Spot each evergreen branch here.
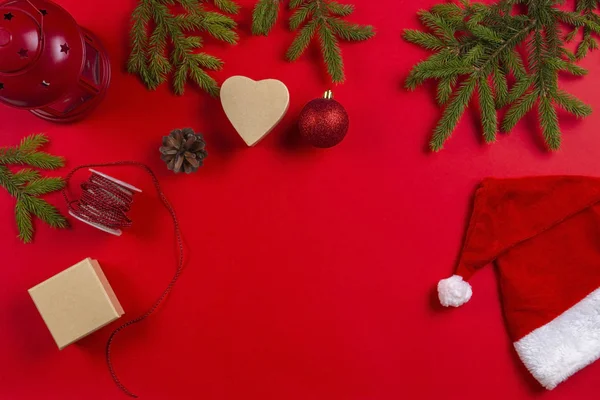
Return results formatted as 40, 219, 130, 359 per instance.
290, 0, 305, 8
554, 89, 592, 118
188, 60, 220, 96
23, 177, 65, 196
501, 49, 527, 78
548, 58, 588, 76
405, 0, 595, 151
0, 135, 67, 243
18, 134, 48, 153
201, 10, 238, 27
208, 0, 240, 14
565, 27, 579, 42
501, 90, 538, 132
328, 18, 375, 41
0, 134, 64, 169
437, 76, 457, 105
21, 196, 68, 230
127, 0, 152, 77
492, 64, 509, 108
15, 202, 33, 243
128, 0, 239, 95
539, 94, 561, 150
467, 21, 503, 44
327, 1, 353, 16
191, 53, 224, 70
431, 77, 477, 151
286, 19, 319, 61
503, 75, 534, 107
318, 22, 344, 83
173, 62, 189, 95
0, 166, 20, 197
202, 22, 239, 43
405, 61, 471, 90
478, 77, 498, 142
476, 22, 534, 76
431, 3, 463, 17
418, 9, 458, 43
13, 169, 40, 185
0, 152, 64, 169
252, 0, 281, 35
253, 0, 375, 83
403, 29, 447, 51
290, 2, 316, 30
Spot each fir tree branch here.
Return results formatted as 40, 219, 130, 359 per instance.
404, 0, 595, 151
502, 90, 538, 132
431, 77, 477, 151
0, 166, 20, 197
253, 0, 375, 83
0, 134, 64, 169
286, 19, 319, 60
15, 201, 33, 244
252, 0, 282, 35
128, 0, 239, 96
492, 64, 509, 108
23, 178, 65, 196
478, 76, 498, 143
18, 134, 48, 153
437, 76, 457, 105
0, 135, 67, 243
13, 169, 40, 185
403, 30, 447, 51
554, 89, 593, 117
539, 94, 561, 150
318, 21, 344, 82
572, 0, 600, 59
208, 0, 241, 14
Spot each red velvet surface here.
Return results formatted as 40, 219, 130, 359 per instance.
454, 176, 600, 340
2, 0, 600, 399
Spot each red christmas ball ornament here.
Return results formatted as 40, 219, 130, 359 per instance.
298, 90, 349, 148
0, 0, 111, 122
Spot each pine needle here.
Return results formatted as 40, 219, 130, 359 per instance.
0, 134, 67, 243
128, 0, 239, 96
404, 0, 595, 151
253, 0, 375, 83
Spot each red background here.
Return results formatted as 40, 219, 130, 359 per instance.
1, 0, 600, 399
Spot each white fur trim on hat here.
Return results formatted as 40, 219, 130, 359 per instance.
438, 275, 472, 307
514, 287, 600, 390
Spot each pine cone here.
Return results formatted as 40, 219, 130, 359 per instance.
160, 128, 208, 174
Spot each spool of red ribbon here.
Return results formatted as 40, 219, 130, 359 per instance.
67, 169, 142, 236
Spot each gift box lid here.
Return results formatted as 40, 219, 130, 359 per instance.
28, 258, 124, 349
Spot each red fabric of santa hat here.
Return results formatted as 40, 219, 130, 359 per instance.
438, 176, 600, 390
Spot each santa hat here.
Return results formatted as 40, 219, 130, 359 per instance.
438, 176, 600, 390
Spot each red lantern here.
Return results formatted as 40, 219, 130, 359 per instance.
0, 0, 110, 122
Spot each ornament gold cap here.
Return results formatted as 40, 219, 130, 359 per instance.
324, 90, 333, 99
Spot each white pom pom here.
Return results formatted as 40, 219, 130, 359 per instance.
438, 275, 472, 307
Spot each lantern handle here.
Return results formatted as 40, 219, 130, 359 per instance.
22, 0, 44, 39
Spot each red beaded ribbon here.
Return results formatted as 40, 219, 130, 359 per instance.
63, 162, 185, 398
67, 172, 135, 231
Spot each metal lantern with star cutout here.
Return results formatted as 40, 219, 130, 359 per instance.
0, 0, 110, 122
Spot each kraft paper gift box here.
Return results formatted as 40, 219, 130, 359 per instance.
28, 258, 124, 349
